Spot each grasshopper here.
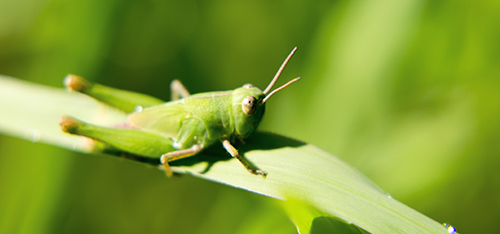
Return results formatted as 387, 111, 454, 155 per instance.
60, 47, 299, 177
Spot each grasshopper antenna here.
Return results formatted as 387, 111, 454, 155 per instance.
263, 47, 297, 95
262, 77, 300, 104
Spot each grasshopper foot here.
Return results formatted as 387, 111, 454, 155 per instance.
160, 155, 174, 177
249, 169, 268, 178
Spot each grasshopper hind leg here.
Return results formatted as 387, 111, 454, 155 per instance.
60, 116, 176, 159
64, 74, 164, 113
60, 116, 202, 177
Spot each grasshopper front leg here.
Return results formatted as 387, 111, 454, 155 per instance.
222, 140, 267, 177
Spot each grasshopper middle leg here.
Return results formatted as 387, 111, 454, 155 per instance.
170, 79, 191, 100
160, 144, 203, 177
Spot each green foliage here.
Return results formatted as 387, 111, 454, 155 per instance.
0, 75, 449, 233
1, 0, 499, 233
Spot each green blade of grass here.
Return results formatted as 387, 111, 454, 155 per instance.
0, 75, 450, 233
172, 132, 448, 233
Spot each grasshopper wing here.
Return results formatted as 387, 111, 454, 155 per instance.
128, 101, 188, 139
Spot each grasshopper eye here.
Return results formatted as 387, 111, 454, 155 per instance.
242, 96, 257, 115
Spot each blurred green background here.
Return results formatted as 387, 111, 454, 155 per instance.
0, 0, 499, 233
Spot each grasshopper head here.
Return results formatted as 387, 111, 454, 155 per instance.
232, 78, 300, 138
232, 47, 300, 138
232, 85, 266, 138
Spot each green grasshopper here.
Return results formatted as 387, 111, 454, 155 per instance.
60, 47, 299, 177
